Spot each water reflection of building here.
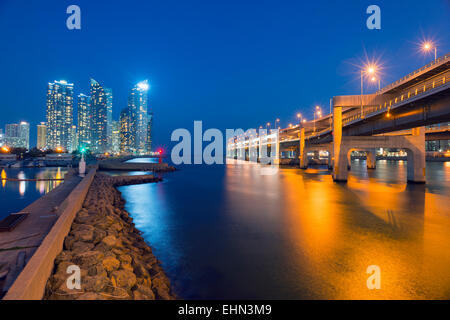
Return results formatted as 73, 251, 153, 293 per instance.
1, 168, 65, 195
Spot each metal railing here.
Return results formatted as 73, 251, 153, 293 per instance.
343, 70, 449, 126
379, 53, 450, 93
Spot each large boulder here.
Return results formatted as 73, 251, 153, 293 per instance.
111, 270, 137, 290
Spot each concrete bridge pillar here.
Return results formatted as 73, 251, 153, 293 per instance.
407, 127, 426, 183
238, 146, 244, 160
258, 136, 263, 160
273, 129, 280, 165
333, 106, 346, 181
299, 127, 306, 169
366, 148, 377, 169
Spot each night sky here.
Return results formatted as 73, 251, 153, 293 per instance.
0, 0, 448, 150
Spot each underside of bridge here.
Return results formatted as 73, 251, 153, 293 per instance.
226, 56, 449, 184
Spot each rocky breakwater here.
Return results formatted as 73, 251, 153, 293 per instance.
99, 159, 176, 172
44, 173, 175, 300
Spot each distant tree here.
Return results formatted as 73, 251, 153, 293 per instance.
10, 147, 28, 159
26, 147, 45, 158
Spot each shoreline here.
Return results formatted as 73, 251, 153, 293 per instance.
44, 173, 176, 300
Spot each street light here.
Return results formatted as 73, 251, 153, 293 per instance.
422, 41, 437, 61
297, 113, 303, 127
371, 76, 381, 91
360, 64, 378, 117
313, 106, 322, 133
275, 118, 280, 130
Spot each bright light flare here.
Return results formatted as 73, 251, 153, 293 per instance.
137, 80, 149, 91
422, 41, 433, 52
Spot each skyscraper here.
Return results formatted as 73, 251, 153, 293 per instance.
19, 122, 30, 150
5, 123, 19, 147
37, 122, 47, 150
69, 125, 77, 153
77, 93, 91, 150
119, 108, 131, 154
46, 80, 74, 151
90, 79, 108, 154
111, 120, 120, 154
0, 129, 4, 147
4, 122, 29, 149
128, 80, 150, 154
105, 87, 113, 152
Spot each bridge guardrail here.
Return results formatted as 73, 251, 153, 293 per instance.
379, 53, 450, 93
343, 70, 449, 126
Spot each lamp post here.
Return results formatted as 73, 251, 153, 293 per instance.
360, 65, 377, 118
297, 113, 303, 128
371, 76, 381, 91
313, 106, 321, 133
423, 41, 437, 61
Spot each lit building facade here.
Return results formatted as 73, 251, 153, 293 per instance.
77, 93, 91, 150
90, 79, 108, 154
111, 120, 120, 154
128, 80, 150, 154
37, 122, 47, 150
5, 123, 19, 147
5, 122, 29, 149
69, 125, 77, 153
46, 80, 74, 151
119, 108, 131, 154
105, 87, 113, 152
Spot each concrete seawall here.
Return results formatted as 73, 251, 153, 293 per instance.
3, 169, 97, 300
98, 160, 175, 172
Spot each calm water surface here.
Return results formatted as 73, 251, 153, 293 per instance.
0, 167, 67, 220
118, 160, 450, 299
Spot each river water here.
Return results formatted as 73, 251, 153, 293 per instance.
0, 167, 67, 221
117, 159, 450, 299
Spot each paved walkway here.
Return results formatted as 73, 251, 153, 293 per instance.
0, 175, 81, 297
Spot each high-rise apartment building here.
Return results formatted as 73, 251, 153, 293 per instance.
90, 79, 108, 154
5, 123, 19, 147
111, 120, 120, 154
46, 80, 74, 151
77, 93, 91, 150
69, 125, 77, 153
5, 122, 29, 149
128, 80, 150, 154
37, 122, 47, 150
119, 108, 131, 154
105, 87, 113, 152
0, 129, 4, 147
19, 122, 30, 150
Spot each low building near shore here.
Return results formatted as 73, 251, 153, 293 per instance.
45, 153, 74, 166
0, 154, 17, 161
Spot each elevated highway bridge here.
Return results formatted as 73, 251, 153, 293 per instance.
227, 53, 450, 183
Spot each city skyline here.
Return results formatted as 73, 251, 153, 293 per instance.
0, 1, 448, 151
0, 77, 153, 154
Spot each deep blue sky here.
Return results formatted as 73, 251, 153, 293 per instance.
0, 0, 448, 150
